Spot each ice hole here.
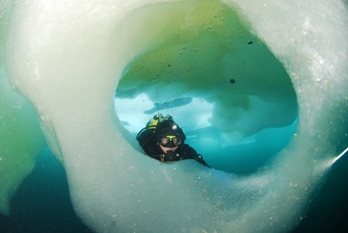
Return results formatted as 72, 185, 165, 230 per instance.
114, 1, 298, 173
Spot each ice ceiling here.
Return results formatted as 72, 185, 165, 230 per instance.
1, 0, 348, 233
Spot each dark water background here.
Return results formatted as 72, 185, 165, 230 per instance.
1, 147, 347, 233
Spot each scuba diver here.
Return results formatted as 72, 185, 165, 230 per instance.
136, 114, 209, 167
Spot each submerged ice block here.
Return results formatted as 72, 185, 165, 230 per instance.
2, 0, 348, 232
0, 1, 45, 215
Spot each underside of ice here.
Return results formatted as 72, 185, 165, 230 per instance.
1, 0, 348, 232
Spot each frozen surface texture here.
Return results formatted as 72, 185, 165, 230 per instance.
0, 1, 45, 215
1, 0, 348, 232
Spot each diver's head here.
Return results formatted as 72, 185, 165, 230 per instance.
158, 133, 181, 153
155, 119, 185, 153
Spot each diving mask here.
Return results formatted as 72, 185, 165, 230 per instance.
159, 134, 182, 148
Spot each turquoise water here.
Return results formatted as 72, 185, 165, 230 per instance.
0, 148, 90, 233
1, 147, 347, 233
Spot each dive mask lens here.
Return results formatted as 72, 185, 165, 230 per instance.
159, 135, 181, 147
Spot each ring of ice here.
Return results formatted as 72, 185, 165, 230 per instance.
1, 0, 348, 233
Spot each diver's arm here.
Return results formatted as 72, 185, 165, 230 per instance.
183, 145, 210, 167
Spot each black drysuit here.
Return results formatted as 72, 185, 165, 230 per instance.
137, 127, 209, 167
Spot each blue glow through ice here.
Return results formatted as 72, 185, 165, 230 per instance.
115, 94, 298, 173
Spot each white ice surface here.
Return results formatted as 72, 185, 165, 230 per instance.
4, 0, 348, 232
